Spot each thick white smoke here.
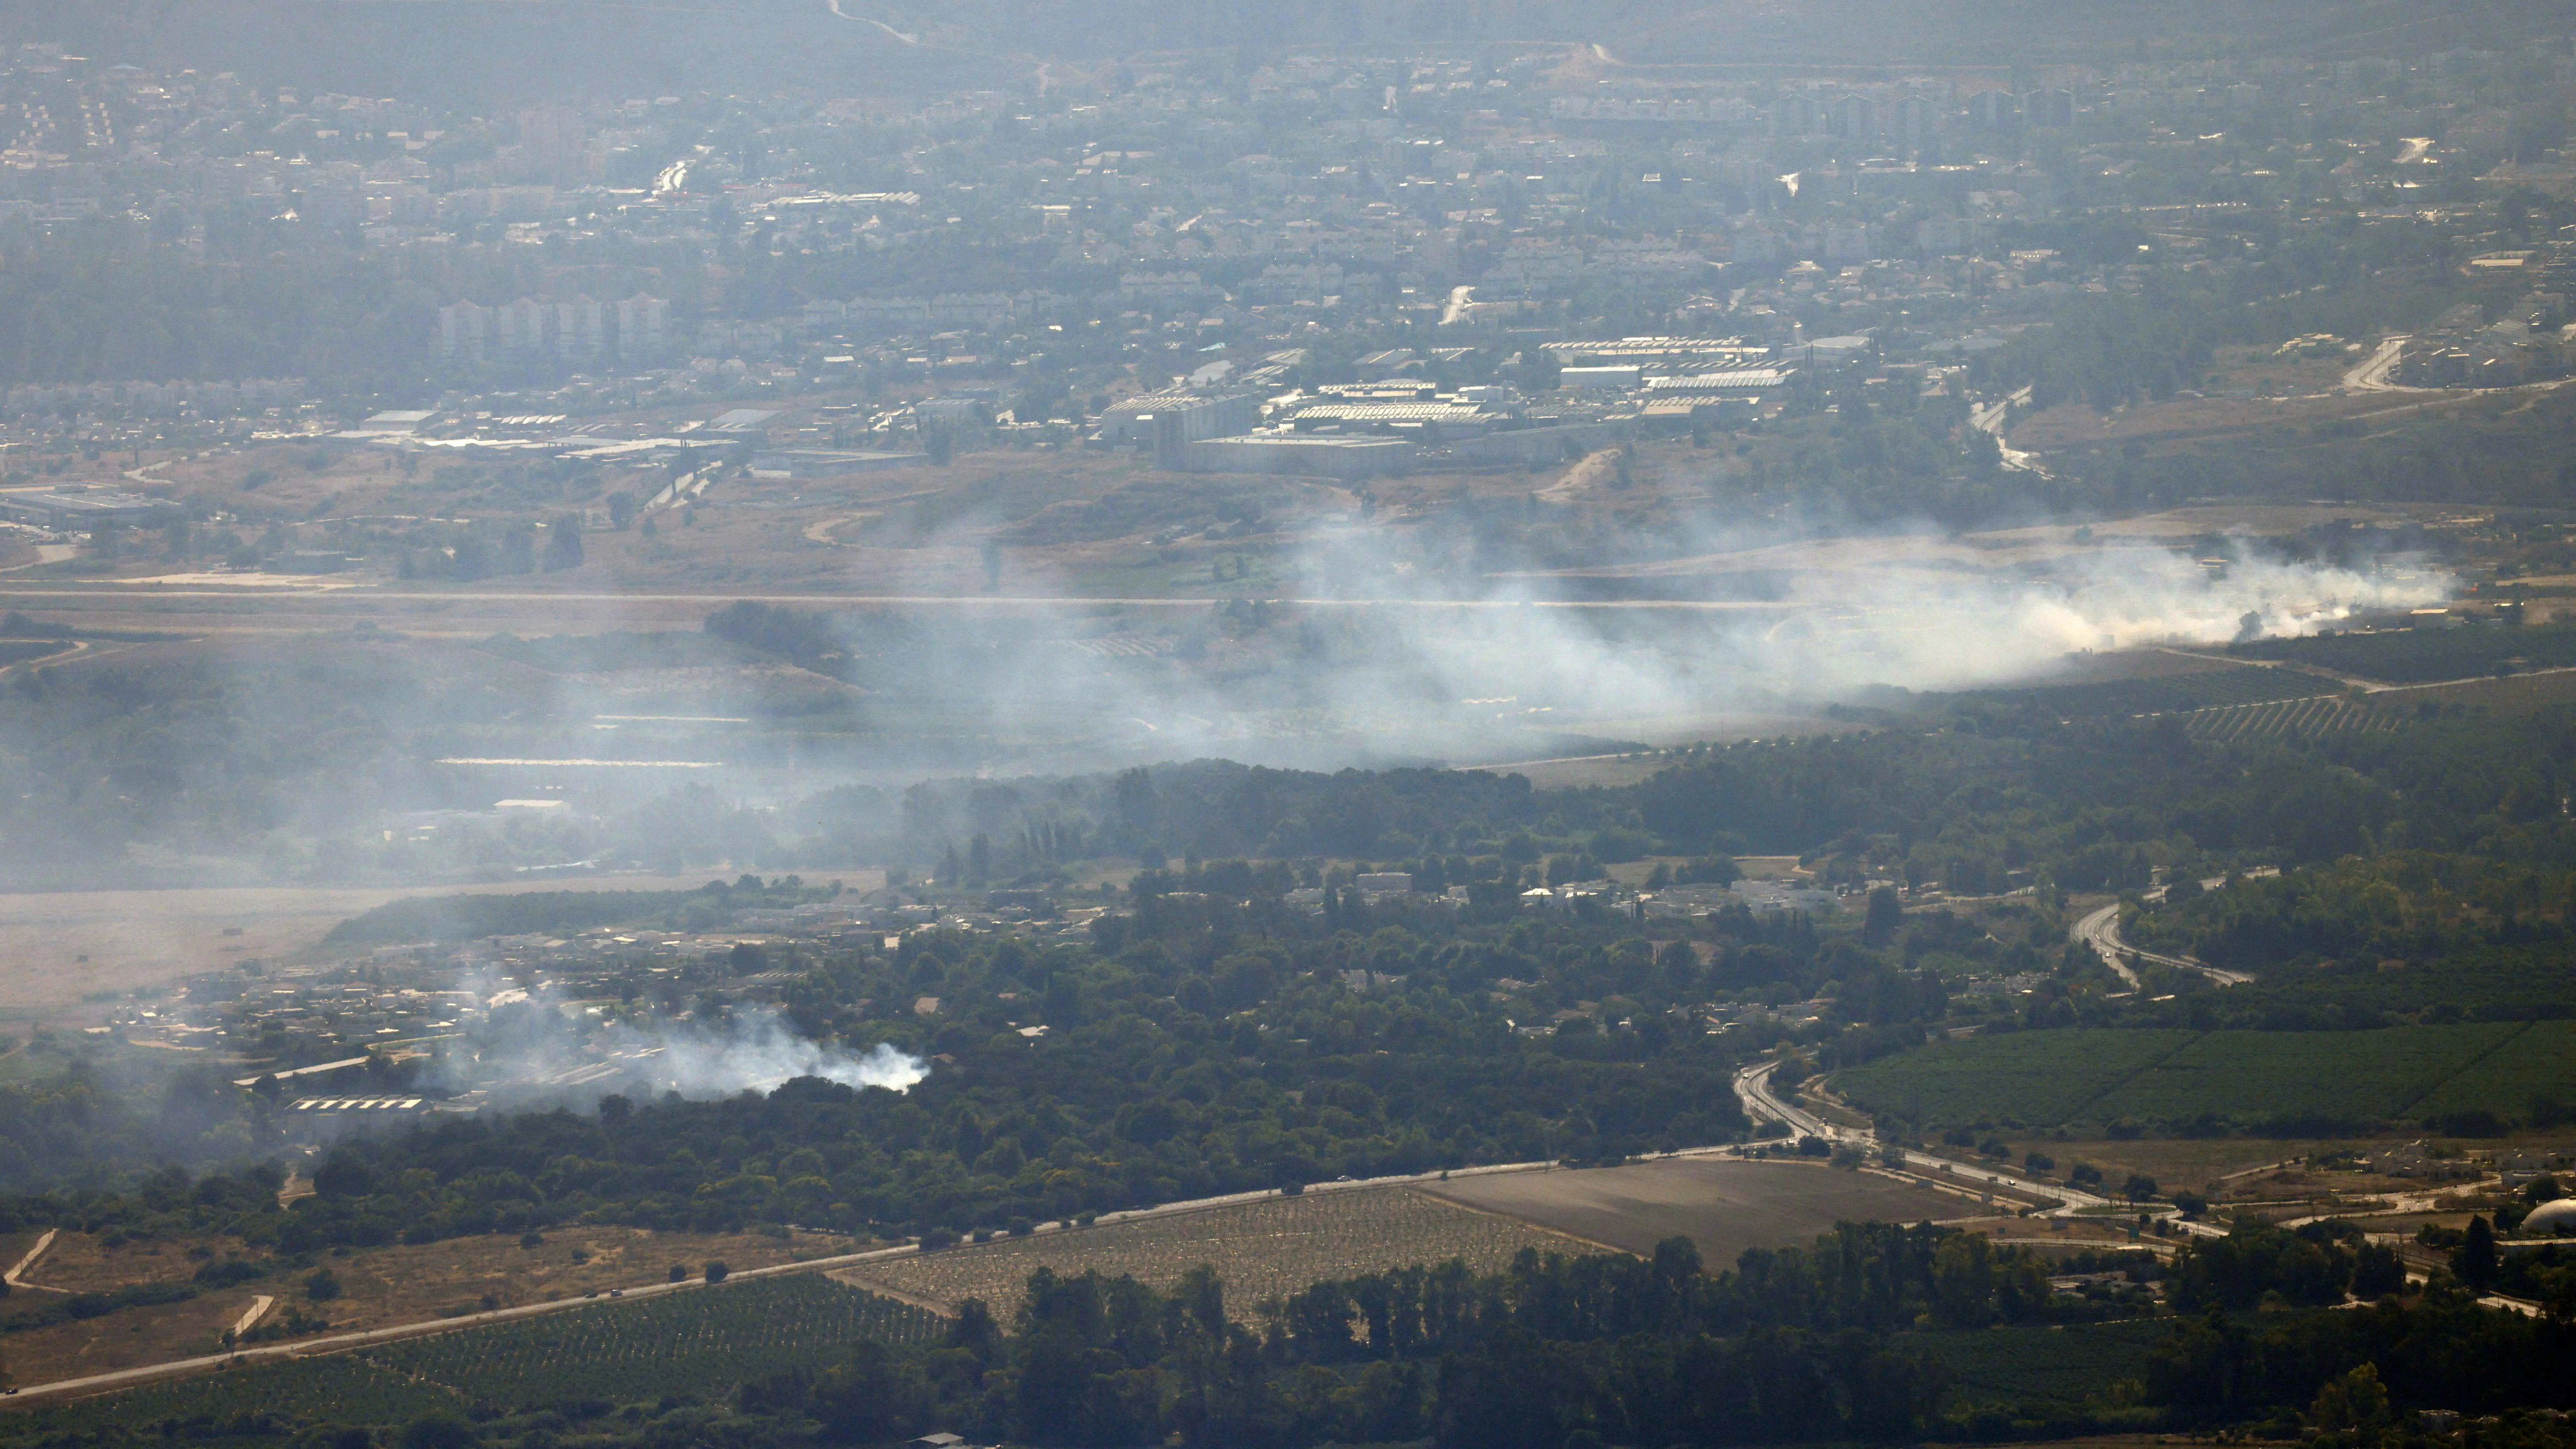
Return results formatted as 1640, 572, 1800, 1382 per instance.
1754, 542, 2449, 697
775, 515, 2453, 773
462, 996, 930, 1101
609, 1010, 930, 1096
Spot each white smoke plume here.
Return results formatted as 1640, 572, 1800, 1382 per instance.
1750, 541, 2447, 697
975, 524, 2454, 761
605, 1010, 930, 1097
460, 994, 930, 1101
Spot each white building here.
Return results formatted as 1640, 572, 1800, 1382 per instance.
617, 293, 669, 354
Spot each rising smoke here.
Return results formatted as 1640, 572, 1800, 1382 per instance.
913, 519, 2453, 764
457, 997, 929, 1102
610, 1009, 930, 1096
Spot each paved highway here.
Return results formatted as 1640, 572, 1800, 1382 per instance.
1731, 1059, 2230, 1238
2072, 903, 2253, 987
2342, 334, 2415, 393
2071, 905, 2143, 988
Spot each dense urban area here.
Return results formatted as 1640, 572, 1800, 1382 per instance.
0, 2, 2572, 1447
0, 14, 2570, 561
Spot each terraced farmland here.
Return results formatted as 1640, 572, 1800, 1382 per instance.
2185, 694, 2396, 741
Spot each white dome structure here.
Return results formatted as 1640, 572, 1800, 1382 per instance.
2521, 1198, 2576, 1236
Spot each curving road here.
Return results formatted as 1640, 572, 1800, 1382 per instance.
2342, 334, 2417, 393
1732, 1059, 2228, 1238
2072, 903, 2253, 987
819, 0, 919, 44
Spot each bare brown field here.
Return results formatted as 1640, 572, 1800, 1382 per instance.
0, 874, 730, 1018
0, 1224, 857, 1386
1946, 1215, 2154, 1251
2009, 391, 2476, 449
0, 1284, 273, 1386
836, 1187, 1591, 1320
1422, 1158, 1974, 1263
1995, 1138, 2343, 1197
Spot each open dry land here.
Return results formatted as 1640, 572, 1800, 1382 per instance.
0, 875, 724, 1019
1419, 1158, 1976, 1263
1979, 1138, 2327, 1198
835, 1186, 1589, 1320
0, 1224, 853, 1387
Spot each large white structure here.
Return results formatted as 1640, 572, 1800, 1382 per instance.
2523, 1197, 2576, 1236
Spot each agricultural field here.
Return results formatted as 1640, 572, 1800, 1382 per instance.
1911, 1318, 2172, 1412
1964, 664, 2335, 719
0, 1223, 855, 1389
2410, 1020, 2576, 1124
11, 1275, 942, 1436
0, 1282, 273, 1389
2184, 694, 2398, 742
17, 1353, 459, 1434
836, 1186, 1590, 1320
2231, 621, 2576, 683
2374, 667, 2576, 716
2111, 1025, 2525, 1126
1831, 1030, 2202, 1131
364, 1274, 944, 1408
1985, 1137, 2337, 1199
1420, 1158, 1975, 1263
1834, 1025, 2546, 1136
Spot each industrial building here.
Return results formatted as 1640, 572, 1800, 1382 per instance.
0, 485, 164, 530
1642, 368, 1795, 397
1167, 434, 1417, 479
1093, 391, 1261, 447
